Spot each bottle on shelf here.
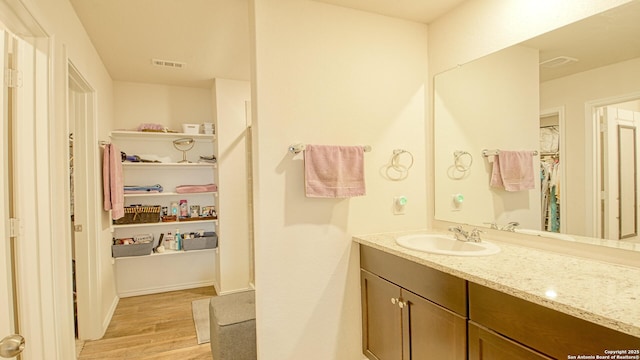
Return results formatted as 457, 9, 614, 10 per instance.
165, 232, 174, 250
170, 202, 179, 217
179, 200, 188, 218
175, 229, 182, 251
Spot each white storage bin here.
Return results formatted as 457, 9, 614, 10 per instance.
182, 123, 200, 134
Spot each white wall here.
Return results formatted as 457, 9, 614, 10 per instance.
540, 57, 640, 236
211, 78, 252, 294
251, 0, 428, 358
113, 81, 213, 131
434, 45, 541, 229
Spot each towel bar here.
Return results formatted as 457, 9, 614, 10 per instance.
288, 144, 372, 155
482, 149, 538, 157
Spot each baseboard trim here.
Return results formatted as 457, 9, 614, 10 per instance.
102, 295, 119, 335
118, 280, 216, 298
217, 286, 253, 296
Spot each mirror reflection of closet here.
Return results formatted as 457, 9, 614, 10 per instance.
540, 113, 561, 233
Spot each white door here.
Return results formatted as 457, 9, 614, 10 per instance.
601, 106, 640, 240
0, 28, 25, 360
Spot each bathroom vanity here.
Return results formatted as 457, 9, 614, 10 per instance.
355, 232, 640, 360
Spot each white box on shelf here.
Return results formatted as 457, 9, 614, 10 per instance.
182, 123, 200, 134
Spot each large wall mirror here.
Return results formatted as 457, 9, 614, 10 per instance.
434, 1, 640, 251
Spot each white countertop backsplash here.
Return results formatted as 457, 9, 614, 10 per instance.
353, 230, 640, 338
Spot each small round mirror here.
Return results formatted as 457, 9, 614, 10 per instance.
173, 137, 195, 163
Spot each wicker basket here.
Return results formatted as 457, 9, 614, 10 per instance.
113, 205, 161, 225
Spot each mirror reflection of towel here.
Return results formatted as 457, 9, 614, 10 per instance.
304, 145, 366, 198
490, 151, 535, 191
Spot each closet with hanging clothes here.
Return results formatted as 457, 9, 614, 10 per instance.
540, 124, 560, 232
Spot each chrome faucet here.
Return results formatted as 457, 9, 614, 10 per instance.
448, 225, 483, 242
483, 222, 499, 230
500, 222, 520, 231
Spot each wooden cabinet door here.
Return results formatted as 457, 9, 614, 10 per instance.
401, 290, 467, 360
468, 322, 553, 360
361, 270, 403, 360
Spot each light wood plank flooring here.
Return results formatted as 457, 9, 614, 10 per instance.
78, 287, 216, 360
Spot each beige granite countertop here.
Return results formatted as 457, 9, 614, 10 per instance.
353, 230, 640, 338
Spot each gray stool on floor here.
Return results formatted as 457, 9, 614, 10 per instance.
209, 290, 256, 360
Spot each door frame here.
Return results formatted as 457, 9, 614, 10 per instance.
1, 0, 74, 359
585, 91, 640, 238
0, 27, 16, 355
67, 60, 103, 340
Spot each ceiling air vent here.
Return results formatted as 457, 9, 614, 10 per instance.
151, 58, 186, 69
539, 56, 578, 68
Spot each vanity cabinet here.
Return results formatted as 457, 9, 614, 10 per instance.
358, 244, 640, 360
360, 246, 467, 360
469, 283, 640, 359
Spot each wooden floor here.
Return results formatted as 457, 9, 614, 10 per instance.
78, 287, 216, 360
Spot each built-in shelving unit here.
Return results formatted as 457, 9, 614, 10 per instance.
110, 130, 219, 297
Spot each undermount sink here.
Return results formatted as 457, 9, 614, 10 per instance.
395, 234, 501, 256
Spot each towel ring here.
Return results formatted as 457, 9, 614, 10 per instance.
391, 149, 414, 171
386, 149, 414, 181
453, 151, 473, 172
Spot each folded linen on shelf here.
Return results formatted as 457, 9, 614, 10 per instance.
175, 184, 218, 193
124, 184, 164, 193
198, 155, 217, 164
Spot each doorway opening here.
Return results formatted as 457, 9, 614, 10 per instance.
594, 98, 640, 242
540, 107, 566, 234
68, 62, 102, 341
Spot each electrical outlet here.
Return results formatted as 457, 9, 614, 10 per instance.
451, 193, 464, 211
393, 196, 407, 215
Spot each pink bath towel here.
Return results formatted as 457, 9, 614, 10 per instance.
103, 143, 125, 219
175, 184, 218, 193
490, 150, 535, 191
304, 145, 366, 198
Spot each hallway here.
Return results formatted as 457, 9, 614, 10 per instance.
78, 287, 215, 359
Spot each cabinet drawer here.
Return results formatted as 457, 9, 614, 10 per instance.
360, 245, 467, 316
469, 283, 640, 359
468, 321, 552, 360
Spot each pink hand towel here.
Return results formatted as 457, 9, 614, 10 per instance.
304, 145, 366, 198
102, 143, 125, 219
490, 150, 535, 191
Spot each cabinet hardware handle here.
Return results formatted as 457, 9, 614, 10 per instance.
398, 301, 406, 309
390, 298, 397, 305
